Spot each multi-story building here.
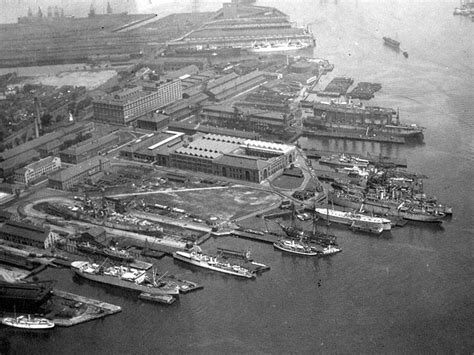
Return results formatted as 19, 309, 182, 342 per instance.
93, 80, 182, 125
200, 104, 291, 133
14, 156, 61, 185
48, 156, 110, 190
59, 134, 119, 164
169, 133, 296, 183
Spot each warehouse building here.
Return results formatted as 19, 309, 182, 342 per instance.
14, 156, 61, 185
59, 134, 119, 164
48, 156, 111, 190
169, 133, 296, 183
0, 221, 60, 249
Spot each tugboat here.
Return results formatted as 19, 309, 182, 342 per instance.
319, 245, 342, 256
2, 315, 55, 329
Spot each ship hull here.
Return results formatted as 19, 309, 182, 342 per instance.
71, 268, 179, 296
328, 191, 445, 223
173, 251, 255, 279
315, 208, 391, 230
273, 241, 320, 256
304, 121, 424, 140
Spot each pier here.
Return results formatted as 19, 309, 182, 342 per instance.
49, 289, 121, 327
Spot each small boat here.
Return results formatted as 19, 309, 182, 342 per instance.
383, 37, 400, 48
349, 221, 384, 235
319, 245, 342, 256
2, 315, 54, 329
273, 239, 320, 256
138, 293, 176, 305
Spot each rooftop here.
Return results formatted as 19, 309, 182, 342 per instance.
0, 220, 50, 243
60, 134, 118, 156
15, 156, 59, 174
49, 156, 109, 182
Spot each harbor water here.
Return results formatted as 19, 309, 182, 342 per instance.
1, 0, 473, 353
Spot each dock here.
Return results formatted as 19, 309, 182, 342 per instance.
303, 130, 405, 144
50, 289, 121, 327
231, 230, 279, 244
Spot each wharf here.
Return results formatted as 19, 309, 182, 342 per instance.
49, 289, 121, 327
231, 230, 279, 244
258, 210, 292, 219
303, 129, 405, 144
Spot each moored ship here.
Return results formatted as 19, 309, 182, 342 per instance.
315, 207, 392, 230
303, 101, 424, 142
71, 261, 179, 295
173, 247, 255, 279
328, 190, 446, 223
273, 239, 320, 256
2, 315, 55, 329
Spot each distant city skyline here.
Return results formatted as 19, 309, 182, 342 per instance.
0, 0, 225, 24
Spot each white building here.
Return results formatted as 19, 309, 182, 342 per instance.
14, 156, 62, 185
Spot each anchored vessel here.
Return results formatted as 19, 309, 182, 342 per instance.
315, 207, 392, 231
71, 261, 179, 295
173, 248, 256, 279
2, 315, 55, 329
383, 37, 400, 48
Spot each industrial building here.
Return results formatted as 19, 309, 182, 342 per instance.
0, 220, 60, 249
59, 134, 119, 164
166, 3, 315, 50
200, 104, 292, 133
14, 156, 61, 185
206, 70, 268, 101
119, 131, 185, 166
92, 80, 182, 125
136, 113, 170, 131
169, 133, 296, 183
48, 156, 111, 190
0, 122, 94, 177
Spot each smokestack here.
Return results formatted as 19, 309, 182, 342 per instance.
34, 97, 41, 138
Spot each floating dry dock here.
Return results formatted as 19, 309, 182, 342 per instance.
50, 289, 121, 327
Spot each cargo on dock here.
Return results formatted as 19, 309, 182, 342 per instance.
48, 289, 121, 327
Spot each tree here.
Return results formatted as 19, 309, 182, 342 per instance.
40, 113, 52, 127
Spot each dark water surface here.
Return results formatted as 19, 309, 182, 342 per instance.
1, 0, 473, 353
